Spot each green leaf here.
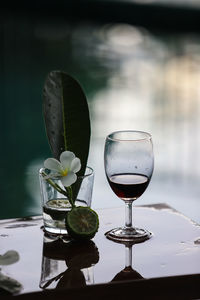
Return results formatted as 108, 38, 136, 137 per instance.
43, 71, 91, 177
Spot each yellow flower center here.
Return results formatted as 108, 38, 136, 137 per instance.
61, 169, 68, 176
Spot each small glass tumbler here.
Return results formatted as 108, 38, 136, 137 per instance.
39, 166, 94, 235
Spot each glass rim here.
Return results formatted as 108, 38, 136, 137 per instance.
106, 130, 152, 142
39, 166, 94, 179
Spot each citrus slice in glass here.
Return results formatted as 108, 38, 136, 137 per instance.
65, 206, 99, 240
43, 199, 71, 220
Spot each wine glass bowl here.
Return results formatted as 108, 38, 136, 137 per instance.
104, 130, 154, 243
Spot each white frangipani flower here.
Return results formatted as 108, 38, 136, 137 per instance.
44, 151, 81, 187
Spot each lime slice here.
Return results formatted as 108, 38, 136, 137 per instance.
65, 207, 99, 240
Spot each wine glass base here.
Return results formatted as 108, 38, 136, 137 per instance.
105, 227, 152, 244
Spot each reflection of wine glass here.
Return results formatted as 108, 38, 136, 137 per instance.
104, 130, 154, 243
112, 243, 143, 282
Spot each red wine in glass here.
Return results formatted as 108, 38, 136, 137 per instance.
108, 173, 150, 201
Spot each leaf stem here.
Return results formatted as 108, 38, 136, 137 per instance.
66, 186, 75, 208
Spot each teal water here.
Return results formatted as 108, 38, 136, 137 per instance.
0, 15, 110, 219
1, 14, 200, 222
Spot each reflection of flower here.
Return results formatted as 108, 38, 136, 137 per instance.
0, 250, 22, 294
44, 151, 81, 187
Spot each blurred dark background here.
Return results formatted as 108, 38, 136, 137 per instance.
1, 0, 200, 222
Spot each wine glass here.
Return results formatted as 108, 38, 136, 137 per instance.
104, 130, 154, 243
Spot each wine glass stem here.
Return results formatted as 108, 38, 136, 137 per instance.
125, 245, 132, 268
125, 201, 133, 229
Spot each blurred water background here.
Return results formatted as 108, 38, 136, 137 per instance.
1, 4, 200, 223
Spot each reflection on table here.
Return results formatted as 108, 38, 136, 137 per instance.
111, 242, 143, 282
0, 204, 200, 297
40, 236, 99, 289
